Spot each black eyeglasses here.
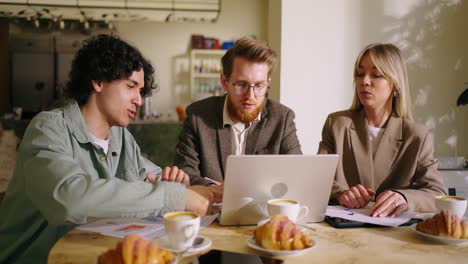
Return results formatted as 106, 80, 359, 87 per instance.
231, 81, 269, 97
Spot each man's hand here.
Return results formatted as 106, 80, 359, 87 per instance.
207, 184, 224, 203
337, 184, 376, 209
147, 166, 189, 187
369, 190, 408, 217
185, 186, 214, 216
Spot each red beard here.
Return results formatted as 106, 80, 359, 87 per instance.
227, 96, 266, 124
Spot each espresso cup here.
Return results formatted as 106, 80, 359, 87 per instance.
164, 211, 200, 251
267, 199, 309, 222
435, 196, 467, 218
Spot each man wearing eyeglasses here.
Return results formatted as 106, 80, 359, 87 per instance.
174, 37, 302, 191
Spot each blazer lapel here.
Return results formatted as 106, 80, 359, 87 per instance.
350, 110, 375, 189
245, 120, 265, 154
245, 101, 268, 154
216, 96, 232, 178
373, 115, 403, 189
217, 127, 231, 177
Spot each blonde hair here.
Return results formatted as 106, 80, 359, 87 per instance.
221, 37, 277, 79
350, 43, 413, 120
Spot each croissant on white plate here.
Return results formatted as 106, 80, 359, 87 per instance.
253, 214, 313, 250
98, 234, 174, 264
416, 209, 468, 239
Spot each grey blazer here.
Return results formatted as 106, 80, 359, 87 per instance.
318, 109, 447, 212
174, 95, 302, 186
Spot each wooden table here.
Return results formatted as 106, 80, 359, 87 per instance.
48, 221, 468, 264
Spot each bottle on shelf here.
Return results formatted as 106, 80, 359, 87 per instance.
190, 49, 226, 102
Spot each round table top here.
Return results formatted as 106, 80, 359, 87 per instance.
48, 221, 468, 264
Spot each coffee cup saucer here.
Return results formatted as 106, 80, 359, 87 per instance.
154, 235, 212, 256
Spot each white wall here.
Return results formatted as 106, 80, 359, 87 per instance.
279, 0, 468, 158
280, 0, 359, 154
267, 0, 281, 101
116, 0, 268, 117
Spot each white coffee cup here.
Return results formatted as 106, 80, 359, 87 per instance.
267, 199, 309, 222
435, 195, 467, 218
164, 211, 200, 251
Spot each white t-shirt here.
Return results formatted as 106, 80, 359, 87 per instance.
91, 134, 110, 154
368, 125, 385, 156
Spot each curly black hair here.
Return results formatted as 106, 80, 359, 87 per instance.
64, 34, 158, 105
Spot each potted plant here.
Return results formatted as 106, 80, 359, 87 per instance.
456, 83, 468, 169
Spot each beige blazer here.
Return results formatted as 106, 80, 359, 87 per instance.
318, 110, 447, 212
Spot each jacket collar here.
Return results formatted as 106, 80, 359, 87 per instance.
349, 109, 374, 188
245, 100, 269, 154
349, 109, 403, 190
63, 101, 93, 144
372, 113, 403, 190
63, 100, 121, 155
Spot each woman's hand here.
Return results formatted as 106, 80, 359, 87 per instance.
337, 184, 376, 209
369, 190, 408, 217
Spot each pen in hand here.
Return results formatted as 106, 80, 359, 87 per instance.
205, 177, 222, 185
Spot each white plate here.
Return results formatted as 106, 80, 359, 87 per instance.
96, 255, 178, 264
246, 236, 316, 256
411, 224, 468, 245
154, 235, 212, 256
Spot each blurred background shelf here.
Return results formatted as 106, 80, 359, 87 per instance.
189, 48, 225, 102
193, 72, 220, 78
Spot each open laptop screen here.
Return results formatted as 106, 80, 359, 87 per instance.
219, 154, 338, 226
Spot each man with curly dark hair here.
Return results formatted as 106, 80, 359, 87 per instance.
0, 34, 214, 264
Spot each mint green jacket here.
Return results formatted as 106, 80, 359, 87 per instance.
0, 101, 186, 263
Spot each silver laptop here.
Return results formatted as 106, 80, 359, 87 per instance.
219, 154, 338, 226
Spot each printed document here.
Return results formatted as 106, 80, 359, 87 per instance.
326, 205, 421, 227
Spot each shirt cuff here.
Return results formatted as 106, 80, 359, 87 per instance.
163, 182, 186, 212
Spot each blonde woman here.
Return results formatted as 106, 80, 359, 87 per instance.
318, 43, 446, 217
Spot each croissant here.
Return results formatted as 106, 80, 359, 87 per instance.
98, 234, 175, 264
253, 214, 313, 250
416, 209, 468, 239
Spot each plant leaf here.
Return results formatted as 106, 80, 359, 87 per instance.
457, 88, 468, 106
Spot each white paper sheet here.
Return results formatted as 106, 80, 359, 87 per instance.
76, 213, 219, 240
326, 205, 421, 227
